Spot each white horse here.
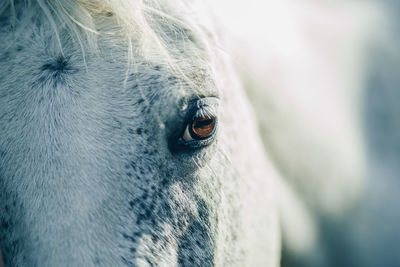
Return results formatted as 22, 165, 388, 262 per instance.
0, 0, 397, 266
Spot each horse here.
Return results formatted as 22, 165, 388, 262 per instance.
0, 0, 396, 266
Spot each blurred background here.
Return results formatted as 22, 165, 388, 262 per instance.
210, 0, 400, 266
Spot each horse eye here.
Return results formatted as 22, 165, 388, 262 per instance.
182, 116, 217, 142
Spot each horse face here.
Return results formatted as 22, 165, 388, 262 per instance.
0, 3, 280, 267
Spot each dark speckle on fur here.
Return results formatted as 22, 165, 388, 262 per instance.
0, 51, 10, 61
93, 257, 101, 265
40, 56, 76, 74
121, 256, 135, 267
1, 219, 9, 230
122, 233, 136, 243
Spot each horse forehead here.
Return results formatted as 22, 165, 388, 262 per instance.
4, 35, 215, 103
0, 3, 219, 102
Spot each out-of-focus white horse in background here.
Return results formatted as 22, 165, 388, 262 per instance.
211, 0, 400, 266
